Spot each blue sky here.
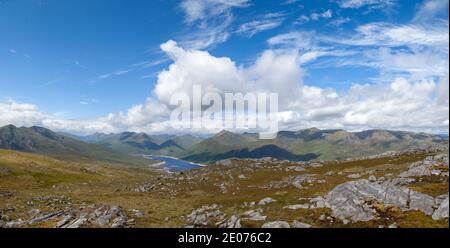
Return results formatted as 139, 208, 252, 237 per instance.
0, 0, 449, 134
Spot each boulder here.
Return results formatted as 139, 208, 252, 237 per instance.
291, 220, 312, 228
261, 221, 290, 228
258, 197, 276, 206
324, 179, 437, 222
432, 196, 449, 220
241, 209, 266, 221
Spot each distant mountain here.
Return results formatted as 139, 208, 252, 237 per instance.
183, 144, 318, 162
0, 125, 151, 166
72, 131, 203, 156
180, 128, 447, 163
21, 125, 447, 164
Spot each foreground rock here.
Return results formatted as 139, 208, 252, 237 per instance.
261, 221, 290, 228
323, 179, 439, 222
432, 195, 449, 220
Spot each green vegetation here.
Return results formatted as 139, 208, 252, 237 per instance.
0, 125, 153, 166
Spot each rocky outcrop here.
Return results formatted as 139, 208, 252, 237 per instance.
432, 195, 449, 220
399, 153, 448, 178
186, 204, 225, 227
323, 179, 438, 222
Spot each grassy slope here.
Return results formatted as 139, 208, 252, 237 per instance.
0, 125, 153, 167
0, 148, 447, 228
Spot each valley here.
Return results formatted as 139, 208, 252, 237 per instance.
0, 126, 448, 228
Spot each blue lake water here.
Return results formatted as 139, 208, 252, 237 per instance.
145, 155, 202, 171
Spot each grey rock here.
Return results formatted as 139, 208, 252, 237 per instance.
55, 214, 74, 228
221, 215, 241, 228
432, 196, 449, 220
258, 197, 276, 206
111, 216, 127, 228
261, 221, 290, 228
66, 215, 88, 228
347, 173, 361, 179
28, 211, 63, 224
238, 174, 247, 179
291, 220, 311, 228
324, 179, 437, 222
283, 204, 309, 210
241, 209, 266, 221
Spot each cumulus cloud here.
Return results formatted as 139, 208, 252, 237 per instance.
2, 39, 448, 135
156, 40, 302, 105
0, 101, 47, 127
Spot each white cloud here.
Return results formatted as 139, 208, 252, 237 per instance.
2, 40, 448, 135
235, 13, 285, 37
413, 0, 449, 22
180, 12, 233, 50
267, 31, 315, 51
329, 17, 351, 26
0, 101, 47, 127
156, 40, 302, 104
369, 47, 449, 79
333, 22, 449, 48
178, 0, 250, 49
180, 0, 249, 23
294, 15, 310, 25
337, 0, 396, 9
310, 9, 333, 20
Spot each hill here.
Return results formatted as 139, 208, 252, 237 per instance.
0, 125, 152, 166
78, 131, 203, 156
181, 128, 447, 163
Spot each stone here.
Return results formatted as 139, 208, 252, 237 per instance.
319, 214, 326, 221
241, 209, 266, 221
66, 215, 88, 228
55, 214, 74, 228
291, 220, 311, 228
388, 223, 398, 228
432, 195, 449, 220
28, 211, 63, 224
111, 216, 127, 228
216, 159, 233, 166
368, 175, 377, 182
132, 209, 145, 218
347, 173, 361, 179
324, 179, 437, 222
283, 204, 309, 210
186, 204, 224, 226
258, 197, 276, 206
226, 215, 241, 228
261, 221, 290, 228
309, 196, 329, 209
238, 175, 247, 179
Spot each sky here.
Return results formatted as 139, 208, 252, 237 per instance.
0, 0, 449, 135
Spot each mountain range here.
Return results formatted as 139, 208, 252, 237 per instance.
0, 125, 151, 166
1, 125, 447, 164
59, 126, 448, 163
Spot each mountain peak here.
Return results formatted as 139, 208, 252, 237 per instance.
215, 130, 235, 137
